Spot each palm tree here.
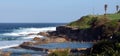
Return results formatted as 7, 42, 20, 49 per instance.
116, 5, 119, 13
104, 4, 108, 15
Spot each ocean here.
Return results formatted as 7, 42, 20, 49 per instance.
0, 23, 66, 49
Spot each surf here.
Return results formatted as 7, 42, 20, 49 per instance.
1, 27, 56, 37
0, 27, 56, 49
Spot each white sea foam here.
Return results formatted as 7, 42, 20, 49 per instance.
2, 27, 56, 36
0, 44, 19, 49
0, 40, 28, 49
22, 35, 44, 39
0, 27, 56, 49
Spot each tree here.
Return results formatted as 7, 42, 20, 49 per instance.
104, 4, 108, 15
116, 5, 119, 13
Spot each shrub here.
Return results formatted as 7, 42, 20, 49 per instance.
89, 40, 120, 56
48, 49, 69, 56
101, 21, 119, 38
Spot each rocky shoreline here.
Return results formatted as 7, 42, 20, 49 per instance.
0, 26, 95, 56
47, 26, 100, 42
18, 26, 95, 55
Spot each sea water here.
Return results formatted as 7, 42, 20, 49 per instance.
0, 23, 65, 49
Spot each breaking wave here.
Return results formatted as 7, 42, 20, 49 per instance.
0, 27, 56, 49
1, 27, 56, 37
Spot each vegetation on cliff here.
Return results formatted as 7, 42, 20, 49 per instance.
48, 49, 69, 56
85, 30, 120, 56
88, 41, 120, 56
68, 15, 97, 29
67, 7, 120, 55
68, 13, 120, 29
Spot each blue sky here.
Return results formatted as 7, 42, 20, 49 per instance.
0, 0, 120, 23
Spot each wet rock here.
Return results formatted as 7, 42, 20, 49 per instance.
2, 52, 11, 56
43, 37, 67, 43
33, 37, 41, 41
0, 49, 2, 55
27, 33, 36, 36
21, 42, 34, 46
50, 26, 99, 41
53, 38, 67, 42
37, 32, 49, 37
22, 54, 31, 56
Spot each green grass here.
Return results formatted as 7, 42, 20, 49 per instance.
68, 13, 120, 29
68, 15, 97, 29
99, 13, 120, 20
107, 13, 120, 20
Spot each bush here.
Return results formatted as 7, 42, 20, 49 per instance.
90, 16, 110, 28
48, 49, 69, 56
101, 21, 119, 38
113, 32, 120, 42
89, 40, 120, 56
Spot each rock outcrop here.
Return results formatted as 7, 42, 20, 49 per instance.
22, 42, 33, 46
48, 26, 100, 41
37, 32, 49, 37
44, 37, 67, 43
33, 37, 41, 41
20, 36, 68, 47
1, 52, 11, 56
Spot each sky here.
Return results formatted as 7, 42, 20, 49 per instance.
0, 0, 120, 23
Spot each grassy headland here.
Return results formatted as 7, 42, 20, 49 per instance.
68, 13, 120, 29
47, 12, 120, 56
66, 12, 120, 56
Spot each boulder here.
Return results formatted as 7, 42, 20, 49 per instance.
27, 33, 36, 36
54, 38, 67, 42
0, 49, 2, 55
21, 42, 34, 46
33, 37, 41, 41
2, 52, 11, 56
22, 54, 31, 56
44, 37, 67, 43
37, 32, 49, 36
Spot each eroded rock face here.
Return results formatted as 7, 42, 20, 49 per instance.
56, 26, 80, 35
49, 26, 100, 41
54, 26, 83, 40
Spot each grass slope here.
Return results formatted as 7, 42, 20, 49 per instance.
68, 13, 120, 29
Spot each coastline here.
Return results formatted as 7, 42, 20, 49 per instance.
0, 25, 95, 56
